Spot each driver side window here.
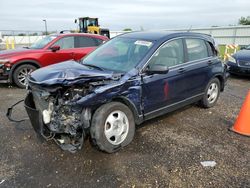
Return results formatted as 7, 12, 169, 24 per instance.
148, 39, 184, 68
53, 36, 74, 49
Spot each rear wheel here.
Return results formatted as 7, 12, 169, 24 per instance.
90, 102, 135, 153
200, 78, 220, 108
13, 64, 36, 88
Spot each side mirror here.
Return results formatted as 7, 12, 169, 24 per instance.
146, 65, 169, 74
50, 45, 60, 52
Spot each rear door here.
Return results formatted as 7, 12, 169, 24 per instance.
182, 38, 219, 97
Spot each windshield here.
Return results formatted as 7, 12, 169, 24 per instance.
82, 37, 154, 73
30, 35, 57, 49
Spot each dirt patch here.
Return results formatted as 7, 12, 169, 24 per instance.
0, 77, 250, 187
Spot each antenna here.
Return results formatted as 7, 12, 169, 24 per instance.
187, 25, 192, 32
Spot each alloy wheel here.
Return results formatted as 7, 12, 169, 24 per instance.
207, 83, 219, 104
17, 67, 33, 86
104, 110, 129, 145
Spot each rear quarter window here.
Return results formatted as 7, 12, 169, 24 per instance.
206, 41, 217, 56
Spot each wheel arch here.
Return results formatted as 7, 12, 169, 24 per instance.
213, 74, 225, 91
111, 96, 143, 125
9, 60, 41, 83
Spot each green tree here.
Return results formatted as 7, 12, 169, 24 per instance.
123, 28, 132, 31
31, 33, 38, 36
18, 33, 26, 36
238, 16, 250, 25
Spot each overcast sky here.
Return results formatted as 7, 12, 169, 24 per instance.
0, 0, 249, 32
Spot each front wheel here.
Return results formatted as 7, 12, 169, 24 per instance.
13, 64, 36, 88
90, 102, 135, 153
200, 78, 221, 108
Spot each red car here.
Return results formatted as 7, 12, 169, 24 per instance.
0, 33, 108, 88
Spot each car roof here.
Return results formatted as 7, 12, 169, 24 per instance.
118, 31, 214, 43
50, 33, 108, 40
119, 31, 174, 41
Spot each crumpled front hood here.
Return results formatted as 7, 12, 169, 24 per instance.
233, 50, 250, 61
28, 60, 116, 86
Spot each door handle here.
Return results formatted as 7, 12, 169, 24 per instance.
207, 60, 213, 65
178, 67, 185, 73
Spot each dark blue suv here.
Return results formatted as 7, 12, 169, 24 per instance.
24, 31, 227, 153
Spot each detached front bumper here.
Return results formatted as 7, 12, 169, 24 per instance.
24, 92, 53, 139
24, 92, 86, 153
227, 61, 250, 76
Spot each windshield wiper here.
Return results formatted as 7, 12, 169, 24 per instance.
83, 64, 104, 71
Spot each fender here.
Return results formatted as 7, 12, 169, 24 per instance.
112, 96, 143, 125
9, 60, 41, 83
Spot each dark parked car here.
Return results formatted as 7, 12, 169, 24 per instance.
23, 31, 227, 153
227, 45, 250, 76
0, 33, 108, 88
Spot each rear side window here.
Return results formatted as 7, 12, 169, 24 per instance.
186, 39, 208, 61
53, 36, 74, 49
75, 36, 103, 48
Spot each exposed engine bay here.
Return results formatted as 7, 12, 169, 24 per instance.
7, 60, 138, 153
25, 81, 107, 153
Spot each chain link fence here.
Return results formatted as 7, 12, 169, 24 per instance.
1, 26, 250, 50
0, 30, 51, 50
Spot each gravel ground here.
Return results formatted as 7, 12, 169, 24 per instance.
0, 76, 249, 188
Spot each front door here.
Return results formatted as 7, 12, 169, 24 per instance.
141, 39, 188, 119
41, 36, 76, 66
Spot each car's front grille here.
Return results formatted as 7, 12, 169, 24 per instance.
238, 60, 250, 67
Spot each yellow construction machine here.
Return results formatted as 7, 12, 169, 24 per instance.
75, 17, 110, 38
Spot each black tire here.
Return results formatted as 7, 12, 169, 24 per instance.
90, 102, 135, 153
13, 64, 37, 88
200, 78, 221, 108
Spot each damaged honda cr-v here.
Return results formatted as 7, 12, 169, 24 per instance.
21, 31, 227, 153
